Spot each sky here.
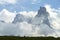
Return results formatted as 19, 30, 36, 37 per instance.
0, 0, 60, 37
0, 0, 60, 12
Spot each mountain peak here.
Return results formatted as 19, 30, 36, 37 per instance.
40, 7, 46, 11
34, 6, 54, 31
12, 14, 24, 23
36, 7, 49, 17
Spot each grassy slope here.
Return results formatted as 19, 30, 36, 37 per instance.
0, 36, 60, 40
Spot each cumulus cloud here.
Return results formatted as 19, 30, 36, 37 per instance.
44, 4, 60, 30
0, 0, 16, 4
0, 4, 60, 37
0, 21, 40, 36
19, 11, 37, 17
44, 4, 60, 37
45, 5, 57, 18
0, 22, 20, 36
31, 0, 41, 4
0, 9, 39, 36
0, 9, 16, 23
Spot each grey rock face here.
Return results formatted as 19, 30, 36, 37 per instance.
12, 14, 24, 23
12, 14, 32, 24
35, 7, 53, 28
36, 7, 49, 17
32, 7, 56, 35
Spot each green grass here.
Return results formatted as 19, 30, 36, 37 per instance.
0, 36, 60, 40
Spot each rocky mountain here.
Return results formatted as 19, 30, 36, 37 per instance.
12, 14, 24, 23
13, 7, 54, 29
12, 14, 32, 23
0, 7, 58, 36
12, 6, 56, 32
36, 7, 49, 17
31, 7, 57, 35
33, 7, 53, 29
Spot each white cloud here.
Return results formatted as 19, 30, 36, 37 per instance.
45, 5, 57, 18
0, 21, 58, 37
17, 22, 33, 36
19, 11, 37, 17
32, 0, 41, 4
0, 4, 60, 37
45, 4, 60, 30
0, 0, 16, 4
0, 9, 16, 23
0, 9, 37, 23
19, 22, 32, 31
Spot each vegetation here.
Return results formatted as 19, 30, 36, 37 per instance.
0, 36, 60, 40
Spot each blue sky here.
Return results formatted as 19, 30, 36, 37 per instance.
0, 0, 60, 12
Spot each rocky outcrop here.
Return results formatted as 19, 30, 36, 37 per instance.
12, 14, 32, 23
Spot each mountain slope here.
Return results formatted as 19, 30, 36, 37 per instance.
31, 7, 57, 35
12, 13, 32, 24
32, 7, 52, 28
